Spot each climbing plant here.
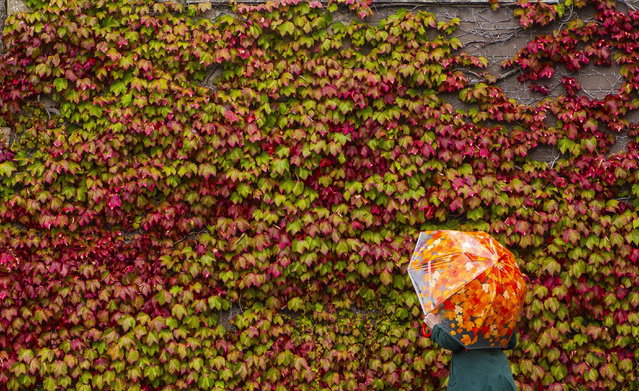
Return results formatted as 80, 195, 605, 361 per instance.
0, 0, 637, 390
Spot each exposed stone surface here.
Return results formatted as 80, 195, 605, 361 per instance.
0, 0, 6, 53
609, 133, 630, 155
527, 145, 561, 165
7, 0, 29, 15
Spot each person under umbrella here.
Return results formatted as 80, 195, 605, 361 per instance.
425, 312, 518, 390
407, 230, 526, 390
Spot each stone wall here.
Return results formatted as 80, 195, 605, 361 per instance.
6, 0, 28, 14
0, 1, 6, 52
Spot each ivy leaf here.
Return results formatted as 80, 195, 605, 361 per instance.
271, 159, 289, 176
53, 78, 68, 91
126, 349, 139, 364
551, 364, 567, 380
287, 297, 304, 311
144, 365, 161, 381
121, 93, 132, 106
467, 207, 484, 221
107, 195, 121, 209
110, 81, 127, 96
220, 368, 233, 381
208, 296, 224, 310
52, 360, 68, 376
171, 304, 187, 319
225, 109, 239, 123
569, 260, 586, 278
0, 162, 17, 176
118, 315, 136, 332
514, 220, 530, 235
278, 21, 295, 36
562, 229, 579, 245
18, 349, 34, 364
626, 229, 639, 245
155, 290, 171, 306
38, 348, 55, 362
357, 262, 373, 277
120, 55, 135, 69
43, 377, 56, 391
379, 270, 392, 285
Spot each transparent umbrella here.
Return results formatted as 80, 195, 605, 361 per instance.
407, 230, 527, 349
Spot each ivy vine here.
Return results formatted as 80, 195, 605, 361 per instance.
0, 0, 637, 390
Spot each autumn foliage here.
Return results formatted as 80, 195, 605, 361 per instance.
0, 0, 638, 389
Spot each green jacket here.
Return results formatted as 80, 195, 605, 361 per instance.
431, 324, 517, 391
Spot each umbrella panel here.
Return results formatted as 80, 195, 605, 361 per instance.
433, 260, 526, 349
408, 232, 498, 315
408, 252, 495, 315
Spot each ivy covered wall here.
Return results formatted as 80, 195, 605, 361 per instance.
0, 0, 638, 390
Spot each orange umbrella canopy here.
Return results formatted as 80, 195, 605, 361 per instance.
407, 230, 527, 349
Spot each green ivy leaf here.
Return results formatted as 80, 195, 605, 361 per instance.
467, 207, 484, 221
17, 349, 34, 364
53, 78, 68, 91
43, 377, 56, 391
118, 315, 136, 332
379, 270, 392, 285
277, 21, 295, 36
0, 161, 17, 176
287, 297, 304, 311
126, 349, 140, 364
626, 229, 639, 245
171, 304, 187, 320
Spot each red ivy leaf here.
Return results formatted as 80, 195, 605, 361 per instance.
225, 109, 240, 123
562, 228, 580, 246
107, 195, 122, 210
